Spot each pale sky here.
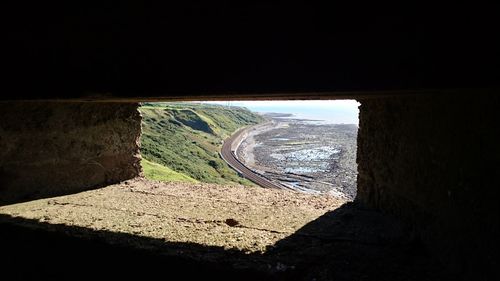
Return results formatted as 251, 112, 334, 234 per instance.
202, 100, 360, 124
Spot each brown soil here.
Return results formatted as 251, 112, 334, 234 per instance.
0, 178, 344, 253
0, 178, 449, 280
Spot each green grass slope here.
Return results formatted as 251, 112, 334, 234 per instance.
139, 102, 265, 185
141, 158, 198, 183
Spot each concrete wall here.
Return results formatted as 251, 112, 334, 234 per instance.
0, 102, 142, 204
356, 94, 499, 278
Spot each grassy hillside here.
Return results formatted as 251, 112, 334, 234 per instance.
139, 102, 265, 185
141, 158, 198, 183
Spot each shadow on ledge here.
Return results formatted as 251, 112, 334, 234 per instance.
267, 202, 452, 280
0, 203, 453, 281
0, 215, 273, 280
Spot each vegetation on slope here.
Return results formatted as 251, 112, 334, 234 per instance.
139, 102, 265, 185
141, 158, 198, 183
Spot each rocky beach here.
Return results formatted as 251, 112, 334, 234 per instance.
236, 114, 358, 199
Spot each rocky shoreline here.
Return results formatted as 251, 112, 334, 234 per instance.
236, 115, 358, 199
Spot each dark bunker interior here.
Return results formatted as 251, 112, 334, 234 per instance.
1, 3, 498, 280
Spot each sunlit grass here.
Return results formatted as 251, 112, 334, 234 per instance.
139, 103, 263, 185
141, 158, 198, 183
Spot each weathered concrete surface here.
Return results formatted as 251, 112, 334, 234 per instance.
356, 94, 499, 279
0, 102, 142, 204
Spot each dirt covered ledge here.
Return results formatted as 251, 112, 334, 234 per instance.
0, 178, 449, 280
0, 178, 344, 253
